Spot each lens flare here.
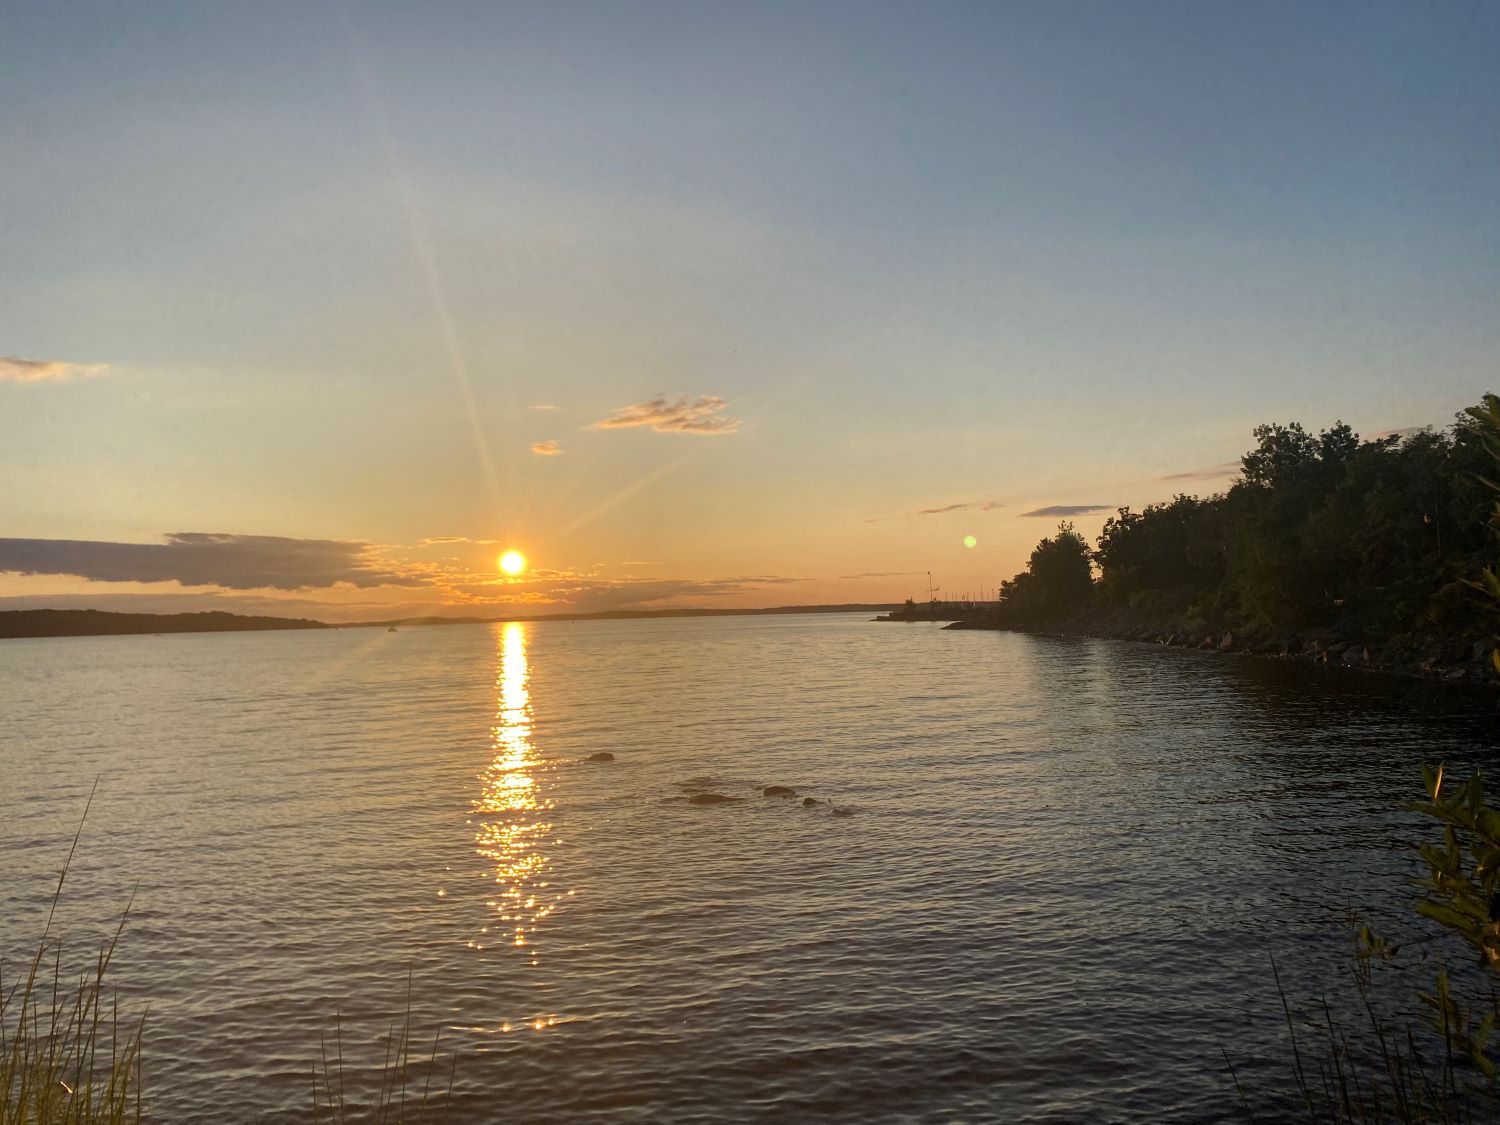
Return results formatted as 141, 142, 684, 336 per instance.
963, 535, 978, 549
499, 550, 526, 576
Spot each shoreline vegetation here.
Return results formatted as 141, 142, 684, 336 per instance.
0, 604, 902, 641
2, 784, 452, 1125
884, 393, 1500, 691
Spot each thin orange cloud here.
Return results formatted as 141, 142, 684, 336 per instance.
1154, 461, 1240, 483
530, 440, 562, 456
587, 394, 741, 435
0, 356, 110, 384
864, 499, 1004, 523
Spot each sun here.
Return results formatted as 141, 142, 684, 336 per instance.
498, 550, 526, 576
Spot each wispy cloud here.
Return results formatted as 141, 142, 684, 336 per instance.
0, 533, 424, 590
530, 440, 562, 456
1155, 461, 1240, 483
436, 570, 806, 612
529, 403, 558, 412
1020, 504, 1114, 518
838, 570, 927, 579
587, 394, 741, 435
865, 499, 1004, 523
0, 356, 110, 384
1376, 425, 1429, 442
418, 536, 498, 547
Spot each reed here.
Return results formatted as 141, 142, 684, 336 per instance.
0, 780, 144, 1125
2, 780, 456, 1124
1241, 765, 1500, 1123
309, 973, 456, 1125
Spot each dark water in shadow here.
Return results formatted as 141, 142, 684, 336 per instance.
2, 615, 1497, 1122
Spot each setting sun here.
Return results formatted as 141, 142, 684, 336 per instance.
499, 550, 526, 577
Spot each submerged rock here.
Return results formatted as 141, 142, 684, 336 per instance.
687, 792, 744, 805
763, 785, 797, 798
585, 751, 616, 762
802, 796, 823, 807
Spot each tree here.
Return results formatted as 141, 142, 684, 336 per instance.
996, 522, 1094, 623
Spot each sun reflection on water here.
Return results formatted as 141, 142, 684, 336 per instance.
472, 621, 568, 974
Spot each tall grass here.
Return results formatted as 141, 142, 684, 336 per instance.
1259, 955, 1495, 1125
310, 973, 456, 1125
0, 780, 144, 1125
2, 781, 456, 1123
1240, 765, 1500, 1124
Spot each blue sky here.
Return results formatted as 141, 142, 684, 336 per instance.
2, 1, 1497, 617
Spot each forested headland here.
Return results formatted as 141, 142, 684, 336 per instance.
950, 394, 1500, 683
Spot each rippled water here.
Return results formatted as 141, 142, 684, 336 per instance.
3, 614, 1497, 1122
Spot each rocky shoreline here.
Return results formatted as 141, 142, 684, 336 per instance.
939, 612, 1499, 688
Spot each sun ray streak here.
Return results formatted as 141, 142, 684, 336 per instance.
339, 7, 505, 517
554, 456, 689, 539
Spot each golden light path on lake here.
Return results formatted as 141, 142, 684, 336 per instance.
470, 621, 571, 1033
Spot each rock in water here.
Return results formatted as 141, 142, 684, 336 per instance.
802, 797, 824, 807
585, 752, 616, 762
763, 785, 797, 798
688, 792, 744, 805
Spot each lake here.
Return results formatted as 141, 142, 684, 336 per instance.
2, 613, 1496, 1122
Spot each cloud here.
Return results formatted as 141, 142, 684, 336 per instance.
1155, 461, 1241, 483
0, 533, 426, 590
530, 440, 562, 456
0, 356, 110, 384
1020, 504, 1114, 518
1376, 425, 1429, 442
915, 502, 969, 516
435, 570, 806, 613
587, 395, 741, 435
864, 499, 1004, 523
838, 571, 927, 579
529, 404, 558, 412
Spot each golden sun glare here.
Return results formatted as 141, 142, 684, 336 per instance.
499, 550, 527, 576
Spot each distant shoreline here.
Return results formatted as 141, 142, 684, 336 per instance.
0, 604, 900, 640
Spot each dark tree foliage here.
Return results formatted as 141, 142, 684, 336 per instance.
993, 398, 1500, 641
996, 522, 1094, 623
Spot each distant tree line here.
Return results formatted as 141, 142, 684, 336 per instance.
0, 609, 330, 639
994, 395, 1500, 646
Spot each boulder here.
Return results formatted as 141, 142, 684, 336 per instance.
688, 793, 745, 805
1218, 630, 1235, 651
585, 751, 616, 762
762, 785, 797, 798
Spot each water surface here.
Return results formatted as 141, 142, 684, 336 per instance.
2, 614, 1496, 1121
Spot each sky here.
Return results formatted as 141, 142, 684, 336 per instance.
2, 0, 1497, 620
